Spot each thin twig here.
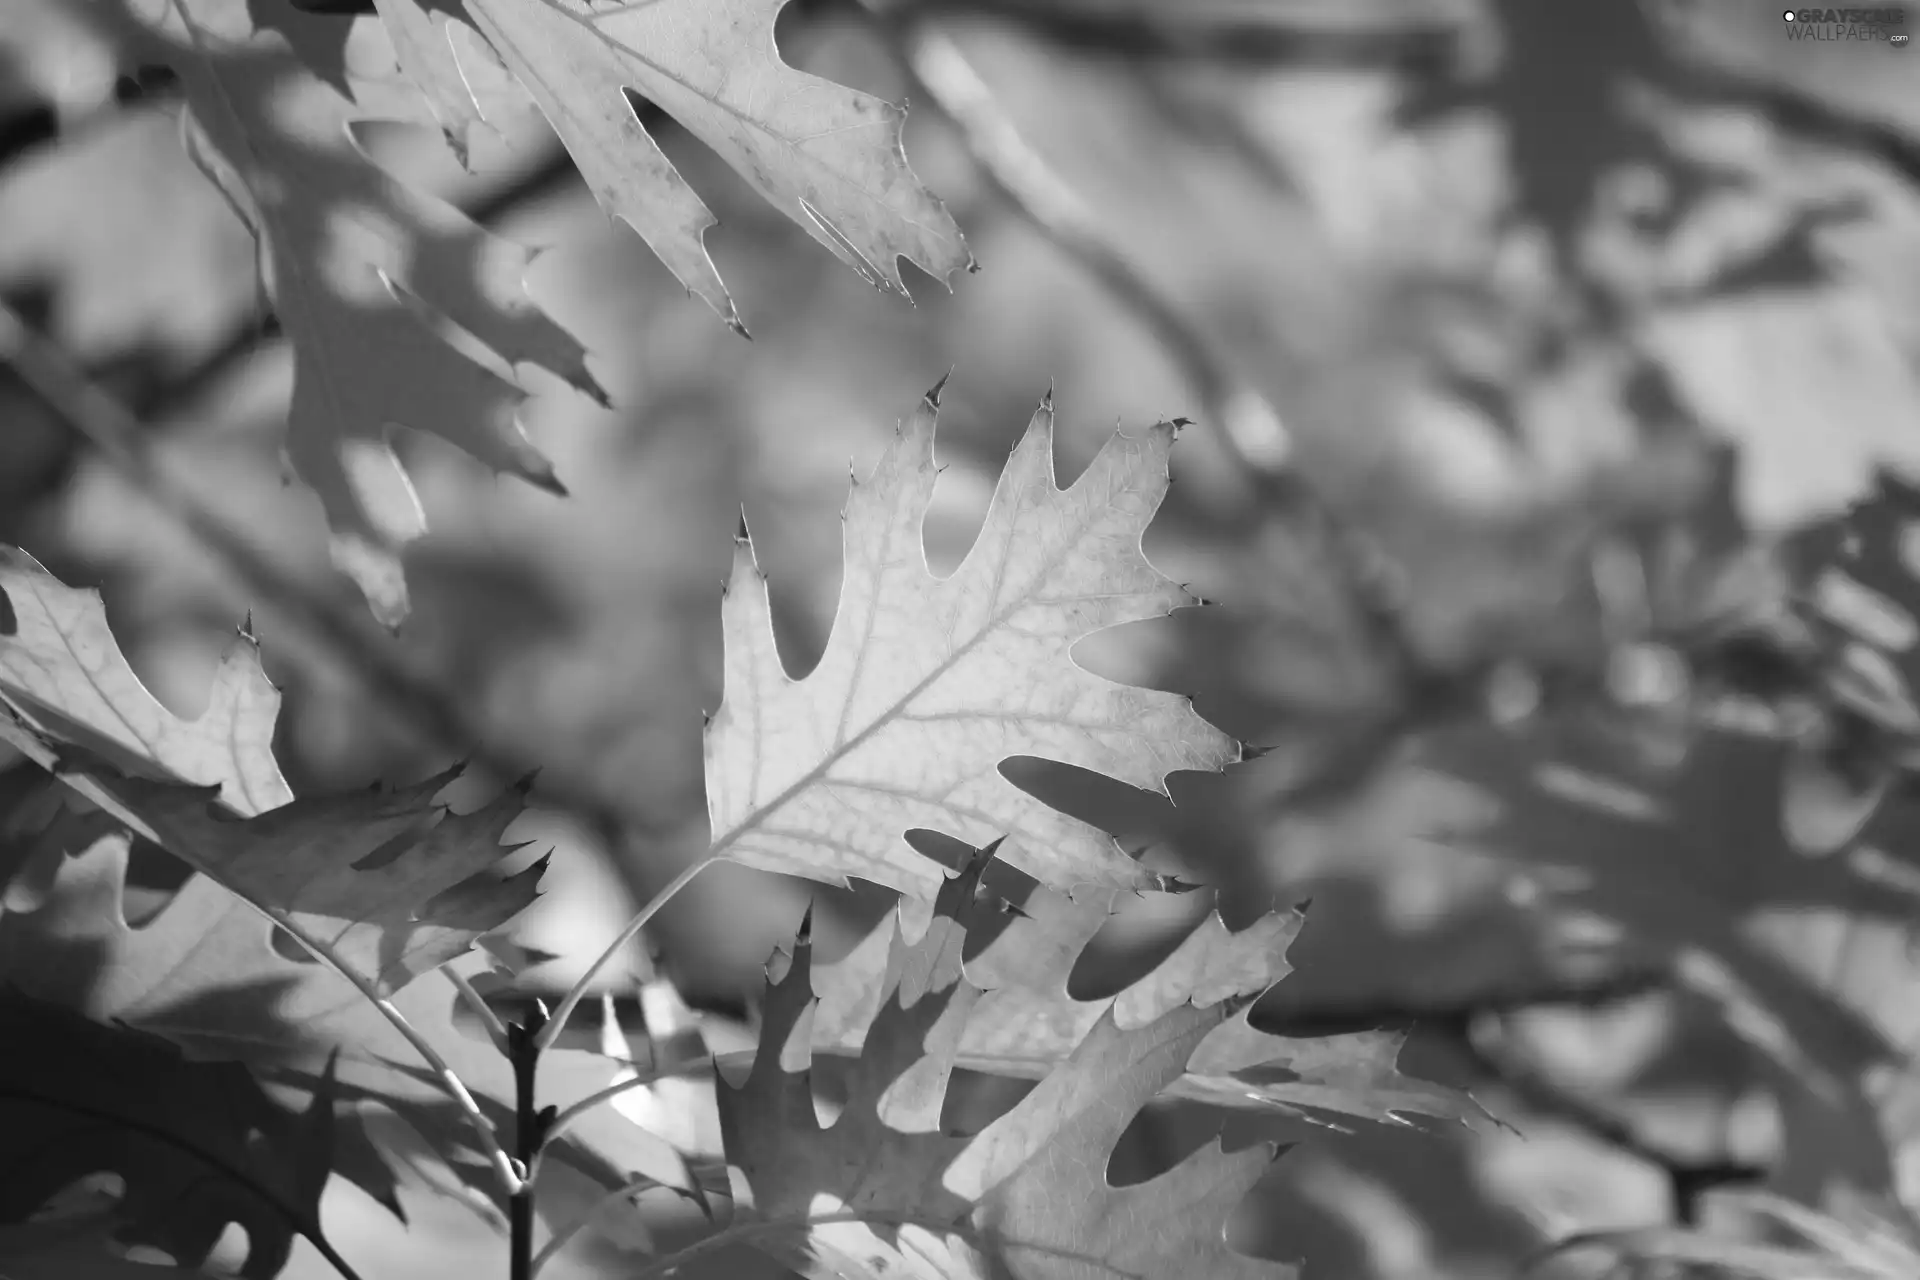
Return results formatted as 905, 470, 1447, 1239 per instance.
541, 1066, 688, 1150
0, 308, 533, 1196
446, 966, 512, 1051
0, 727, 526, 1198
535, 858, 708, 1052
508, 1005, 553, 1280
1464, 1010, 1766, 1224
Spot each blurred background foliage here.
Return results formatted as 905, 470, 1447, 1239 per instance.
5, 0, 1920, 1276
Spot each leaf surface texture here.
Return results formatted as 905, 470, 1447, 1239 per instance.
374, 0, 970, 329
705, 390, 1237, 899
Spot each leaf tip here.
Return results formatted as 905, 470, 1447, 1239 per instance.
578, 368, 615, 412
944, 836, 1001, 905
925, 369, 953, 408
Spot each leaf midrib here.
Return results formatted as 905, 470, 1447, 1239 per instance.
538, 0, 951, 238
0, 1084, 328, 1253
708, 446, 1113, 868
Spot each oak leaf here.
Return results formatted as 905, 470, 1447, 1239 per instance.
0, 820, 702, 1239
703, 388, 1238, 900
810, 864, 1479, 1128
705, 851, 1294, 1280
0, 546, 538, 998
0, 548, 696, 1218
0, 987, 340, 1280
117, 0, 603, 624
371, 0, 971, 331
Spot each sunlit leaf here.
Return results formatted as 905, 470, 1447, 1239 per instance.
372, 0, 971, 330
703, 387, 1238, 900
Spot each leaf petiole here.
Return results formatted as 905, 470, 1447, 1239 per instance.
533, 858, 710, 1053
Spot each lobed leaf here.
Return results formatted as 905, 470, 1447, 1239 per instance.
111, 0, 604, 624
0, 972, 338, 1278
707, 849, 1294, 1280
809, 864, 1480, 1128
372, 0, 971, 331
0, 547, 538, 998
0, 548, 698, 1220
0, 820, 704, 1236
705, 387, 1239, 901
0, 545, 286, 811
117, 768, 548, 996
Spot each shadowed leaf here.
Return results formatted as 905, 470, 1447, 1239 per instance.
0, 547, 542, 997
107, 0, 602, 623
706, 850, 1294, 1279
0, 989, 340, 1279
810, 864, 1480, 1128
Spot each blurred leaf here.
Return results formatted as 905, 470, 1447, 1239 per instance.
1424, 477, 1920, 1208
1650, 288, 1920, 531
0, 109, 256, 369
1544, 1225, 1892, 1280
705, 389, 1238, 901
109, 0, 604, 624
116, 768, 548, 996
0, 0, 124, 128
372, 0, 971, 329
1546, 1189, 1920, 1280
809, 866, 1480, 1127
707, 851, 1292, 1280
